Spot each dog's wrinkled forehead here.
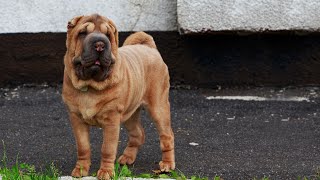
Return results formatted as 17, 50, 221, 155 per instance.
66, 14, 119, 54
68, 14, 113, 34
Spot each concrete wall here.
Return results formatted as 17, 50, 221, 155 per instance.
0, 0, 177, 33
2, 0, 320, 34
177, 0, 320, 34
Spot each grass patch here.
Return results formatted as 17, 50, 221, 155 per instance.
2, 142, 319, 180
113, 163, 212, 180
0, 142, 210, 180
0, 141, 60, 180
0, 149, 210, 180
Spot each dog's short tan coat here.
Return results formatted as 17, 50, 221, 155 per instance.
62, 14, 175, 179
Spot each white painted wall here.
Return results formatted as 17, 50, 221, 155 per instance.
0, 0, 177, 33
2, 0, 320, 34
177, 0, 320, 34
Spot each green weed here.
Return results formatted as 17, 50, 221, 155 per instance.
109, 162, 211, 180
0, 140, 213, 180
112, 162, 133, 180
0, 141, 60, 180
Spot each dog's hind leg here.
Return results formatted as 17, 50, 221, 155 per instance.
145, 79, 175, 172
118, 107, 145, 165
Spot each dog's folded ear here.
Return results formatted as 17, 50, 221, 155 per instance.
107, 19, 119, 48
107, 18, 119, 56
67, 15, 84, 30
66, 15, 83, 49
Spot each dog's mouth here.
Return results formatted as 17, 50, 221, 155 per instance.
77, 58, 103, 68
94, 60, 101, 66
73, 56, 114, 82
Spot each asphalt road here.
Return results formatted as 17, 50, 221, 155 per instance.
0, 85, 319, 179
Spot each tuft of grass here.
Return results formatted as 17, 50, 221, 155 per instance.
0, 141, 60, 180
0, 140, 209, 180
110, 162, 211, 180
316, 167, 320, 180
85, 160, 210, 180
168, 168, 210, 180
112, 162, 133, 180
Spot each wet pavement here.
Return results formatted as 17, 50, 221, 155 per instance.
0, 84, 319, 179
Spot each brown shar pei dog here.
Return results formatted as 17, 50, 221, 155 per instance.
62, 14, 175, 179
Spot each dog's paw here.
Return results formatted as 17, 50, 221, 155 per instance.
97, 168, 113, 180
71, 161, 90, 177
159, 161, 175, 172
71, 166, 89, 177
118, 154, 135, 165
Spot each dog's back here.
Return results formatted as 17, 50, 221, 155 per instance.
123, 31, 157, 49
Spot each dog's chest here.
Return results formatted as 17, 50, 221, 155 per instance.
78, 95, 100, 122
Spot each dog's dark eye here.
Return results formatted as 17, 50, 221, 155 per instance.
78, 29, 87, 37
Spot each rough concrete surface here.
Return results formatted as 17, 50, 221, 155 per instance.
0, 85, 319, 179
177, 0, 320, 33
0, 0, 177, 33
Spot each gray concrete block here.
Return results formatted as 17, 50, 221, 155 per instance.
177, 0, 320, 34
0, 0, 177, 33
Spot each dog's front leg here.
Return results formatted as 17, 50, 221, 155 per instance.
69, 112, 91, 177
97, 111, 121, 180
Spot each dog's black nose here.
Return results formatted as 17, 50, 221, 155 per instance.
94, 41, 105, 52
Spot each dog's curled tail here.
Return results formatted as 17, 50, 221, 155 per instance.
123, 31, 157, 49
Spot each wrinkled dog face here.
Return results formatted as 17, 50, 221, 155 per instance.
66, 14, 118, 82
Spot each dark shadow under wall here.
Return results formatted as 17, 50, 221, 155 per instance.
1, 32, 320, 88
